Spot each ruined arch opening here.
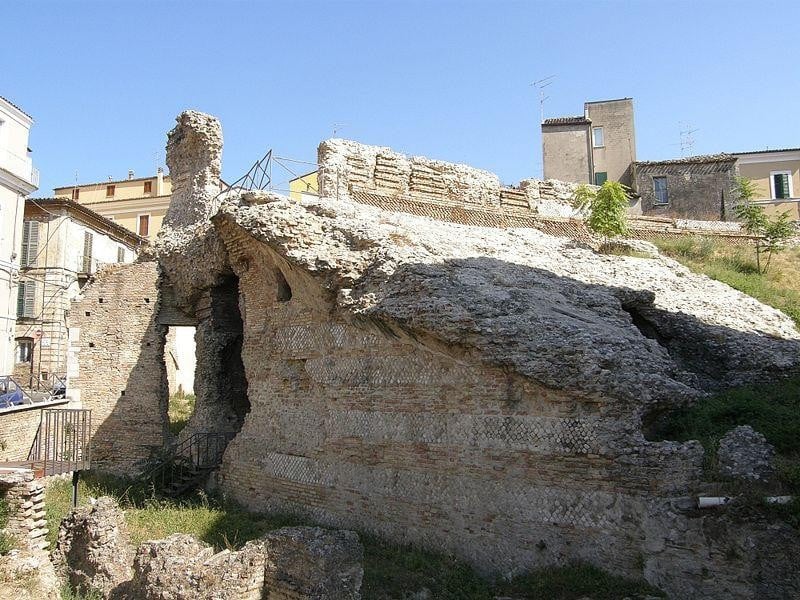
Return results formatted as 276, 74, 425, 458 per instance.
187, 274, 251, 438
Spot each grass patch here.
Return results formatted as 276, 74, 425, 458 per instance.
46, 473, 661, 599
0, 495, 18, 555
653, 237, 800, 327
495, 563, 664, 599
168, 393, 195, 436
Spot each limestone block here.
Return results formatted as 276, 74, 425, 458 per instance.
262, 527, 364, 600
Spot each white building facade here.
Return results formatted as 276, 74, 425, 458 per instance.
0, 97, 38, 376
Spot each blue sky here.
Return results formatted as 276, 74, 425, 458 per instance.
4, 0, 800, 194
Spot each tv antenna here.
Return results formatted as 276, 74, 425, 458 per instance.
679, 121, 699, 156
531, 75, 556, 124
332, 122, 348, 137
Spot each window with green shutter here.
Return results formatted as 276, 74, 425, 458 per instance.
16, 280, 36, 318
20, 220, 39, 267
771, 172, 792, 199
594, 172, 608, 186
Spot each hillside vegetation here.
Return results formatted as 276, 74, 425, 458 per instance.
653, 235, 800, 525
653, 236, 800, 326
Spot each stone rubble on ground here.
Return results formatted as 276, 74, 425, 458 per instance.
53, 497, 364, 600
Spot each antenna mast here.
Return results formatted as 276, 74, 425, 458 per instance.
678, 121, 699, 156
531, 75, 556, 123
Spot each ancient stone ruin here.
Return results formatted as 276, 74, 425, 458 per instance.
67, 111, 800, 599
53, 497, 364, 600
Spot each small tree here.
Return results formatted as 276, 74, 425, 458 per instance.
733, 176, 793, 274
573, 181, 630, 242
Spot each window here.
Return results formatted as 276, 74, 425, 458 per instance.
20, 220, 39, 267
592, 126, 604, 148
16, 280, 36, 318
770, 171, 793, 199
143, 180, 152, 194
106, 185, 115, 197
16, 338, 33, 363
653, 176, 669, 205
117, 246, 125, 263
72, 188, 80, 200
594, 172, 608, 186
82, 231, 93, 273
138, 214, 150, 237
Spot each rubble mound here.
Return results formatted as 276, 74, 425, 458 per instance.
215, 195, 800, 410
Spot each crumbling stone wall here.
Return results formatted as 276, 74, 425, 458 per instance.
52, 497, 134, 595
317, 138, 583, 217
69, 262, 169, 474
0, 468, 48, 551
54, 498, 364, 600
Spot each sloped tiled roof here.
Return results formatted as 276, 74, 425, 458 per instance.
542, 116, 590, 126
634, 153, 737, 166
0, 96, 33, 120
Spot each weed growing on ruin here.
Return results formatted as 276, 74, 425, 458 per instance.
654, 237, 800, 327
573, 181, 630, 242
0, 496, 16, 555
60, 583, 103, 600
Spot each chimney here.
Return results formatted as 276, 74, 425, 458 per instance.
128, 170, 135, 180
156, 167, 164, 195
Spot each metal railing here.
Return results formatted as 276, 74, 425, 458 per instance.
142, 431, 235, 494
0, 374, 68, 411
27, 408, 91, 476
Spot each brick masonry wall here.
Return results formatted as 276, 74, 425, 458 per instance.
69, 261, 169, 474
0, 469, 48, 551
0, 406, 45, 461
217, 231, 706, 582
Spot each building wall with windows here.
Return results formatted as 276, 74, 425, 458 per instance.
632, 155, 739, 220
0, 97, 38, 377
542, 98, 636, 186
13, 198, 142, 384
585, 98, 636, 187
735, 149, 800, 219
53, 171, 172, 241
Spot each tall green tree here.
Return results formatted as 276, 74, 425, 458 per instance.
572, 181, 630, 241
734, 176, 794, 274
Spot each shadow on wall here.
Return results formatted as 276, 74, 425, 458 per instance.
89, 299, 170, 475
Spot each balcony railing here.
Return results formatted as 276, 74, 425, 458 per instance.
0, 148, 38, 188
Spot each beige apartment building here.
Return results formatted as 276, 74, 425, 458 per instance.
53, 169, 172, 241
14, 198, 142, 384
53, 169, 196, 393
542, 98, 637, 187
734, 148, 800, 219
